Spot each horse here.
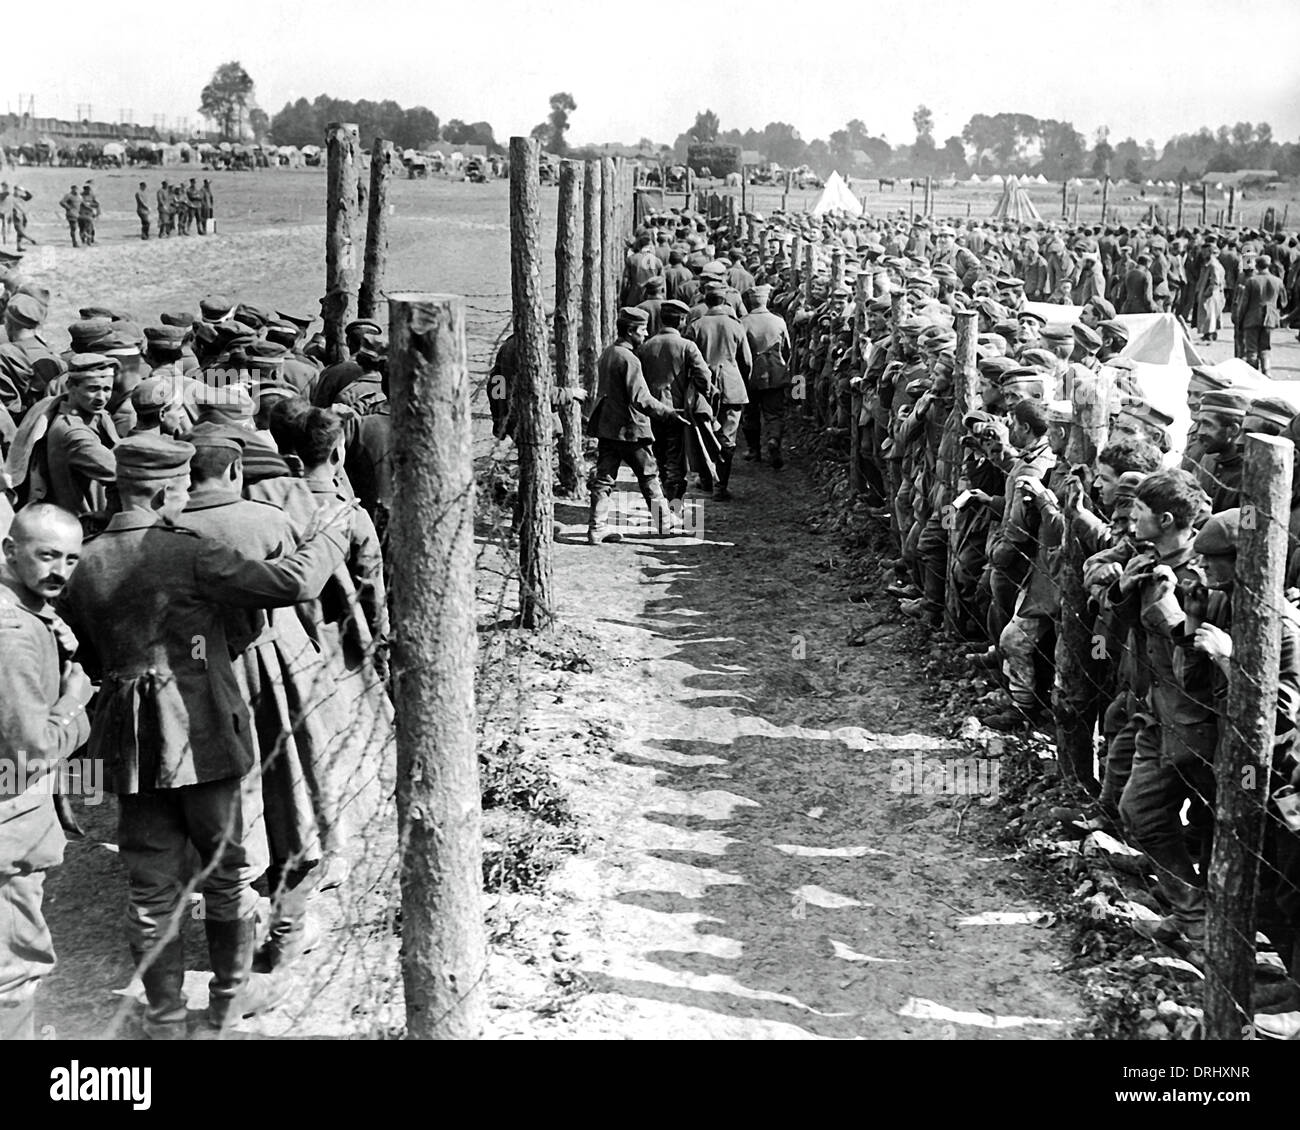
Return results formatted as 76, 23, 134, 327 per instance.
877, 177, 896, 192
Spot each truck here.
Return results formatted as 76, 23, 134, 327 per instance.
686, 143, 742, 180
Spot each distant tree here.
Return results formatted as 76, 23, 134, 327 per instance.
1091, 138, 1114, 179
199, 61, 256, 140
400, 107, 440, 150
545, 92, 576, 155
941, 136, 968, 175
637, 137, 654, 150
248, 107, 269, 143
689, 110, 720, 143
912, 104, 934, 142
1123, 156, 1143, 183
760, 121, 805, 168
443, 119, 470, 144
1205, 151, 1239, 174
530, 122, 549, 144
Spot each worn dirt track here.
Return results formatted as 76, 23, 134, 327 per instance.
488, 435, 1083, 1039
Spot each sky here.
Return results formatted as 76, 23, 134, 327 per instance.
8, 0, 1300, 151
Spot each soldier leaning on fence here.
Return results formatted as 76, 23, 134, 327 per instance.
1097, 469, 1216, 949
58, 434, 355, 1038
0, 505, 94, 1040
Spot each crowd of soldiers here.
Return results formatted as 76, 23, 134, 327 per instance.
0, 277, 394, 1039
594, 201, 1300, 1015
0, 182, 35, 251
48, 177, 217, 247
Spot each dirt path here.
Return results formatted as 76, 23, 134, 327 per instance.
490, 436, 1083, 1039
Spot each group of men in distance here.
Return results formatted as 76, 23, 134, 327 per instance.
583, 197, 1300, 1022
0, 276, 395, 1039
50, 177, 216, 247
0, 182, 36, 251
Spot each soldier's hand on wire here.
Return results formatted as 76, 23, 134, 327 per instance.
1146, 563, 1178, 603
1092, 559, 1123, 585
1192, 624, 1232, 664
1118, 551, 1155, 593
966, 489, 992, 508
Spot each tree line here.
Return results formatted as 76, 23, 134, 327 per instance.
679, 107, 1300, 182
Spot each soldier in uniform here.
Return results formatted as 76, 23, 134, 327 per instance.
187, 179, 205, 235
1, 294, 66, 422
637, 298, 714, 526
200, 180, 215, 233
58, 185, 82, 247
740, 284, 792, 468
688, 282, 753, 500
77, 185, 99, 247
586, 307, 689, 542
134, 182, 151, 240
24, 355, 120, 520
0, 505, 95, 1039
59, 434, 356, 1037
156, 180, 171, 238
8, 187, 33, 252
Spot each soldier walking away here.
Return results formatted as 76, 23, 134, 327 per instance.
0, 505, 94, 1040
585, 307, 691, 543
9, 187, 34, 252
134, 182, 151, 240
58, 184, 81, 247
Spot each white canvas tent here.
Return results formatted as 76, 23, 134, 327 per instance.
966, 173, 983, 185
811, 171, 863, 217
989, 175, 1042, 223
1034, 173, 1049, 184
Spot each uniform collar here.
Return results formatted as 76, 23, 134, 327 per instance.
184, 488, 240, 512
0, 562, 51, 619
104, 509, 167, 532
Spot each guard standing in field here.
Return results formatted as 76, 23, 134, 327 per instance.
156, 180, 171, 238
134, 182, 151, 240
586, 307, 690, 543
59, 434, 357, 1037
77, 185, 99, 246
0, 505, 95, 1040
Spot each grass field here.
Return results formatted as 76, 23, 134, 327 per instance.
6, 163, 1298, 380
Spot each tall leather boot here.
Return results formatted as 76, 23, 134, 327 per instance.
586, 488, 622, 545
712, 451, 734, 501
648, 490, 683, 536
132, 936, 189, 1039
203, 914, 290, 1033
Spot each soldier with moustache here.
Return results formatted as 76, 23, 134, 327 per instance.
0, 505, 95, 1039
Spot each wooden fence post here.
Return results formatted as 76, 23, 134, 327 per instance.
1205, 433, 1294, 1039
358, 138, 395, 320
509, 136, 555, 630
581, 159, 602, 402
1201, 182, 1208, 225
555, 159, 585, 500
849, 273, 869, 496
1100, 175, 1110, 226
944, 310, 979, 635
1053, 372, 1112, 790
324, 121, 357, 365
601, 155, 618, 342
1177, 180, 1185, 229
388, 290, 486, 1039
803, 243, 815, 305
